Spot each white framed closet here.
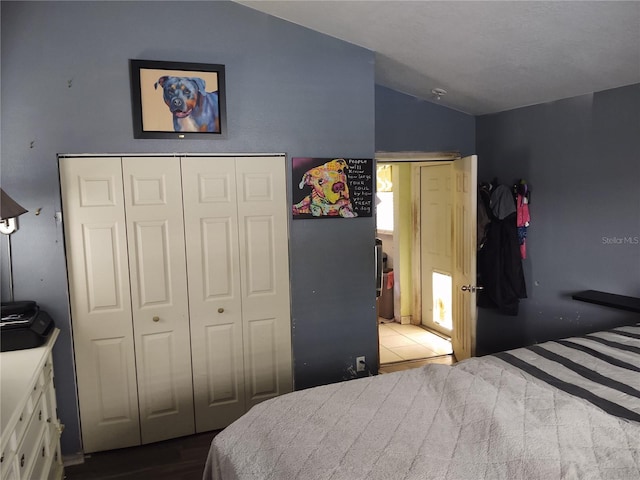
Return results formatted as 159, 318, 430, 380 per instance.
60, 154, 292, 453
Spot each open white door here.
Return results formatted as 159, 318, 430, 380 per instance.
451, 155, 478, 361
419, 164, 453, 336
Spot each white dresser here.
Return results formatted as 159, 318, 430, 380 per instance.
1, 329, 63, 480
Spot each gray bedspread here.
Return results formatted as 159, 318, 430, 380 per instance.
204, 325, 640, 480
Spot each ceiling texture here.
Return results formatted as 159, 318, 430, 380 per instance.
236, 1, 640, 115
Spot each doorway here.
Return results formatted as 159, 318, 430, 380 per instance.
375, 152, 478, 366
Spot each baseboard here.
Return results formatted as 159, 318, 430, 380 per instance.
62, 452, 85, 467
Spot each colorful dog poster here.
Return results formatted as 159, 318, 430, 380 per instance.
292, 157, 373, 219
130, 59, 226, 139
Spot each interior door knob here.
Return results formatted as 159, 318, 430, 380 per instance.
152, 316, 160, 322
461, 285, 484, 293
218, 308, 224, 313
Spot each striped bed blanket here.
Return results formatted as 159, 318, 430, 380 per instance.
484, 324, 640, 423
203, 324, 640, 480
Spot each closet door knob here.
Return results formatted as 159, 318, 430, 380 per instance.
152, 316, 160, 322
218, 308, 224, 313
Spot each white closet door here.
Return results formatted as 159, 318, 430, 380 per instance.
122, 157, 195, 443
181, 157, 246, 431
60, 157, 140, 453
236, 156, 293, 408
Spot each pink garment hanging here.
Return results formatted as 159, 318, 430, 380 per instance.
516, 194, 530, 258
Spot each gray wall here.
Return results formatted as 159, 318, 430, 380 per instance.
375, 85, 476, 156
1, 1, 377, 455
475, 84, 640, 354
5, 0, 634, 460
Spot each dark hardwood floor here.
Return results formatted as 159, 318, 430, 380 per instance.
64, 431, 219, 480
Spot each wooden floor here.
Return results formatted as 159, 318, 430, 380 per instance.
63, 431, 218, 480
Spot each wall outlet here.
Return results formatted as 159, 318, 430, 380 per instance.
356, 356, 366, 372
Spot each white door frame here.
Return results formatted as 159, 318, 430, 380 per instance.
376, 151, 475, 356
375, 151, 461, 331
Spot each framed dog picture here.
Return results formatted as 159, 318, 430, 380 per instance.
292, 157, 374, 219
130, 59, 227, 139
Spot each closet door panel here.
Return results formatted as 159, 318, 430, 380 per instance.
202, 218, 235, 297
60, 157, 140, 453
140, 332, 179, 415
123, 157, 195, 443
236, 156, 292, 408
181, 157, 246, 432
132, 221, 172, 304
205, 323, 238, 401
244, 216, 275, 294
246, 317, 278, 398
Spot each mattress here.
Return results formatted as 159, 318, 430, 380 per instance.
203, 324, 640, 480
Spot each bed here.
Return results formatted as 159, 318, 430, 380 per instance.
203, 323, 640, 479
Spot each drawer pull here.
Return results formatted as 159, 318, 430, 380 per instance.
20, 454, 25, 468
1, 452, 4, 463
39, 410, 42, 421
19, 414, 23, 422
153, 316, 160, 322
218, 307, 224, 313
42, 446, 45, 457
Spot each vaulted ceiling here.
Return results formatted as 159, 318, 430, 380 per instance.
237, 1, 640, 115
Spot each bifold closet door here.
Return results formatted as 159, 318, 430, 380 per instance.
60, 157, 141, 453
235, 156, 292, 411
183, 156, 292, 432
182, 157, 245, 431
123, 157, 195, 444
63, 154, 292, 448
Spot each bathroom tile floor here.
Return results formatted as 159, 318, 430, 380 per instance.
378, 321, 453, 365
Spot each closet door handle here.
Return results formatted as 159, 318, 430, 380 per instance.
217, 308, 224, 314
152, 316, 160, 322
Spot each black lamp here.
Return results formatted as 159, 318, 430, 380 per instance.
1, 188, 28, 302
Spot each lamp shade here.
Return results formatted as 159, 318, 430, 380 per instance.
1, 189, 28, 220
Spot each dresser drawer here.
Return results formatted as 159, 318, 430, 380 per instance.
25, 429, 49, 480
11, 405, 30, 451
19, 411, 63, 480
0, 450, 18, 480
46, 423, 63, 480
1, 330, 61, 480
16, 393, 46, 478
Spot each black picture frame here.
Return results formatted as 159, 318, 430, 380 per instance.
130, 59, 227, 139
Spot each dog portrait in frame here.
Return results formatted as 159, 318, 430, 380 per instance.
130, 59, 227, 139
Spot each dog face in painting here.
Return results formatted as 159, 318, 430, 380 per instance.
293, 159, 357, 217
155, 76, 219, 133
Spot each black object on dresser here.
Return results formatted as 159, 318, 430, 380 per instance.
0, 301, 54, 352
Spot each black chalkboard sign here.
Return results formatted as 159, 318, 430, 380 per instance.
292, 157, 373, 219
